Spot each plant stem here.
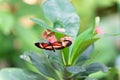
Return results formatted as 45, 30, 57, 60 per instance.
64, 67, 74, 80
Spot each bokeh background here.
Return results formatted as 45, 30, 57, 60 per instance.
0, 0, 119, 80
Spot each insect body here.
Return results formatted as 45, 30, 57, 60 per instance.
35, 40, 72, 51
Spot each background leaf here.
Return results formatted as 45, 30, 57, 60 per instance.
0, 68, 47, 80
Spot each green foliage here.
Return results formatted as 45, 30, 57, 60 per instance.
17, 49, 108, 80
19, 0, 108, 80
0, 0, 117, 80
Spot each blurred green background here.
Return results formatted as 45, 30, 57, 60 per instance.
0, 0, 119, 80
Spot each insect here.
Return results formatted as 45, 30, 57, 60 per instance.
35, 29, 72, 51
35, 40, 72, 52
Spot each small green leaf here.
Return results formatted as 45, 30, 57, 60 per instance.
71, 38, 99, 65
66, 66, 86, 74
31, 18, 50, 28
31, 18, 64, 34
0, 68, 47, 80
70, 23, 97, 65
85, 62, 109, 74
72, 25, 96, 54
31, 18, 66, 39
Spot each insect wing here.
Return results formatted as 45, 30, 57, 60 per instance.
52, 41, 64, 50
62, 40, 72, 47
35, 42, 53, 50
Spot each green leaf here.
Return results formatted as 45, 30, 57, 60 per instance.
31, 18, 64, 34
27, 51, 61, 80
0, 68, 47, 80
31, 18, 66, 39
44, 50, 64, 72
71, 38, 99, 65
31, 18, 51, 29
66, 66, 86, 74
63, 15, 80, 39
0, 11, 14, 35
42, 0, 76, 22
76, 45, 94, 65
85, 62, 109, 74
72, 63, 108, 79
70, 23, 97, 65
42, 0, 80, 38
72, 24, 96, 53
44, 51, 64, 80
